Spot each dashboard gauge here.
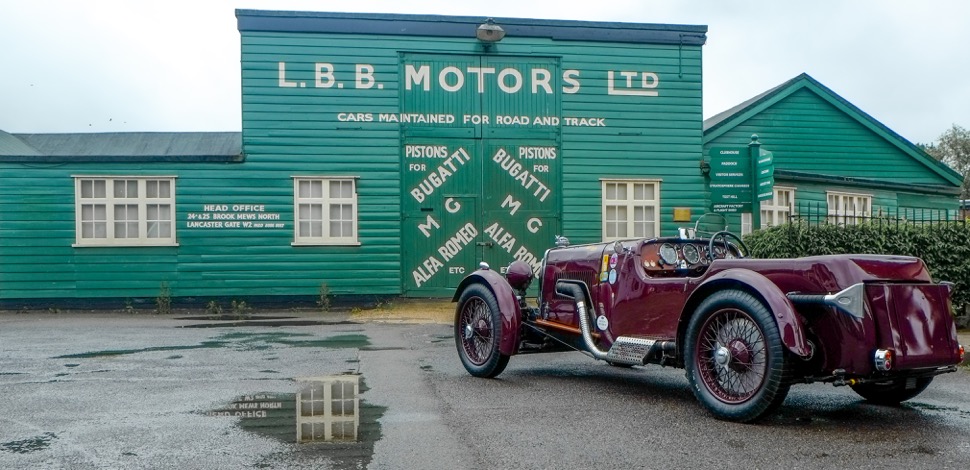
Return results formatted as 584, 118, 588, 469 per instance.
659, 243, 679, 265
682, 244, 701, 265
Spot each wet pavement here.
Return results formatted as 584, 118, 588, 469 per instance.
1, 311, 969, 469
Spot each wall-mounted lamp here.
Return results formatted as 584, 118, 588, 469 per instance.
476, 18, 506, 43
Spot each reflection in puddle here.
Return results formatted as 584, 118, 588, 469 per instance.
207, 375, 382, 443
296, 375, 359, 442
205, 374, 386, 468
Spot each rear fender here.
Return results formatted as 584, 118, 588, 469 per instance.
684, 268, 812, 358
452, 269, 521, 356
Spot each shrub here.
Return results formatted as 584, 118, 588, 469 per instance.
744, 221, 970, 309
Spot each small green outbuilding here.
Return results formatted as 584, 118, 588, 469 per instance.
703, 73, 961, 233
0, 12, 960, 308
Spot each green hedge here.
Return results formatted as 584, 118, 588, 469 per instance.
744, 221, 970, 309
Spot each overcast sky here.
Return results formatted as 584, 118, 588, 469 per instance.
1, 0, 967, 144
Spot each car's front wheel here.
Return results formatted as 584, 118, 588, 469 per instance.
454, 284, 510, 378
684, 290, 790, 422
851, 377, 933, 405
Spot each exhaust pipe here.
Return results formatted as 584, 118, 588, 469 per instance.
555, 281, 609, 360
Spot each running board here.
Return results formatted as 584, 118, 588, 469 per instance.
606, 337, 676, 366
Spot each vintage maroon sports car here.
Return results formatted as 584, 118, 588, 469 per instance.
452, 229, 965, 422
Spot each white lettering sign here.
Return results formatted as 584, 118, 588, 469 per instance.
278, 62, 660, 98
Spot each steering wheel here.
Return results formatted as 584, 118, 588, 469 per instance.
707, 231, 749, 260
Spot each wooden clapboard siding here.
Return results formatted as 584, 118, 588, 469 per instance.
0, 11, 709, 302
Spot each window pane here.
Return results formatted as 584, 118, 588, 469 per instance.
606, 222, 617, 238
114, 180, 137, 198
82, 222, 107, 239
76, 177, 176, 245
146, 180, 170, 198
634, 183, 654, 201
295, 178, 357, 244
330, 204, 353, 237
114, 205, 138, 238
330, 180, 352, 199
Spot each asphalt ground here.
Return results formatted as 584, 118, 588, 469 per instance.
1, 301, 968, 469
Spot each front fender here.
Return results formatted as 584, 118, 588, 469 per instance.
452, 269, 521, 356
688, 268, 812, 358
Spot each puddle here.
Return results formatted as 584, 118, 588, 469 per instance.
1, 432, 57, 454
175, 315, 298, 321
54, 332, 370, 359
906, 402, 970, 419
179, 320, 361, 328
205, 375, 385, 469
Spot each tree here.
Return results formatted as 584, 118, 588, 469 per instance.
924, 124, 970, 201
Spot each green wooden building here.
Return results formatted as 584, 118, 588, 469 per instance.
1, 13, 960, 308
703, 73, 962, 233
0, 11, 710, 306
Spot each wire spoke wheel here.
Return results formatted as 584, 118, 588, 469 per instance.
697, 310, 767, 403
685, 290, 790, 422
458, 297, 495, 366
454, 284, 510, 378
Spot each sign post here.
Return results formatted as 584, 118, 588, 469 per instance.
747, 136, 761, 230
709, 137, 774, 231
709, 146, 751, 214
745, 135, 775, 232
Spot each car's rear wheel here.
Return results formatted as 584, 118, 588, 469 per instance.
851, 377, 933, 405
685, 290, 790, 423
455, 284, 510, 378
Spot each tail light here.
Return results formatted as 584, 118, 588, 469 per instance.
874, 349, 893, 371
960, 345, 965, 362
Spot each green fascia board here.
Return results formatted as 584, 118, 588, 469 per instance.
775, 169, 960, 197
236, 9, 707, 46
703, 73, 963, 187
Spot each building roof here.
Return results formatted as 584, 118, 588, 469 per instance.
0, 130, 41, 156
236, 9, 708, 46
702, 73, 963, 187
0, 131, 242, 163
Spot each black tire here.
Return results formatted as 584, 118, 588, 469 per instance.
684, 290, 791, 423
454, 284, 510, 378
851, 377, 933, 405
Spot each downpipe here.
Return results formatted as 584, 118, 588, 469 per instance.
555, 281, 609, 360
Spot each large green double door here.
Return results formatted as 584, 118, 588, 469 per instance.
401, 54, 562, 296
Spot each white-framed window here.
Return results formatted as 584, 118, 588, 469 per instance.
827, 190, 872, 225
601, 179, 661, 241
73, 176, 177, 247
741, 187, 795, 234
293, 177, 359, 246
